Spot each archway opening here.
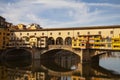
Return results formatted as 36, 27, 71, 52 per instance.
65, 37, 72, 45
48, 37, 55, 45
41, 49, 80, 71
56, 37, 63, 45
2, 49, 32, 67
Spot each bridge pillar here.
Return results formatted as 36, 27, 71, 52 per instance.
80, 49, 91, 63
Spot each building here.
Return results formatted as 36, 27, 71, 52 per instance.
8, 25, 120, 50
0, 16, 11, 50
1, 16, 120, 50
27, 23, 42, 30
17, 24, 26, 30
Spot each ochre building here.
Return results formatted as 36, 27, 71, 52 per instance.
0, 16, 11, 50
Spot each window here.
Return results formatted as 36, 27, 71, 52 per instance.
20, 33, 22, 35
106, 37, 111, 42
87, 32, 90, 35
42, 33, 44, 35
3, 33, 5, 35
74, 44, 76, 46
11, 33, 13, 36
59, 32, 61, 35
27, 33, 29, 36
77, 32, 80, 35
73, 78, 76, 80
3, 37, 5, 40
82, 44, 85, 46
50, 33, 52, 35
79, 44, 81, 46
68, 32, 70, 35
108, 44, 111, 47
110, 31, 113, 34
98, 31, 101, 35
6, 33, 10, 36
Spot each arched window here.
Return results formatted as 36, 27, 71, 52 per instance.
48, 37, 55, 45
65, 37, 72, 45
56, 37, 63, 45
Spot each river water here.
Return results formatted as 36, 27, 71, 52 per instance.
0, 51, 120, 80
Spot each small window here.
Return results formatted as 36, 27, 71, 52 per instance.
68, 32, 70, 35
110, 31, 113, 34
77, 32, 80, 35
42, 33, 44, 35
50, 33, 52, 35
87, 32, 90, 35
59, 32, 61, 35
74, 44, 76, 46
6, 33, 10, 36
27, 33, 29, 36
3, 37, 5, 40
98, 31, 101, 35
20, 33, 22, 35
73, 78, 76, 80
11, 33, 13, 35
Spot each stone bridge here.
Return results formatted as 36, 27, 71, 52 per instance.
1, 44, 110, 63
26, 45, 109, 63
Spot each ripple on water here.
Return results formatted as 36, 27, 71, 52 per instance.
100, 57, 120, 74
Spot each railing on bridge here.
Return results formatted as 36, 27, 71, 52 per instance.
48, 45, 72, 50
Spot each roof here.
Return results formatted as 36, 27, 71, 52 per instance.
11, 25, 120, 32
0, 16, 5, 21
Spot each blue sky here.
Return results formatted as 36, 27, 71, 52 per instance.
0, 0, 120, 28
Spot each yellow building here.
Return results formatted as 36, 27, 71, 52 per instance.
112, 36, 120, 50
0, 16, 11, 50
72, 35, 101, 49
17, 24, 26, 30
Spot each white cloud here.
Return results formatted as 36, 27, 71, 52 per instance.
87, 3, 120, 8
0, 0, 120, 28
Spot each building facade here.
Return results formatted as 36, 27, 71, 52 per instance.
0, 16, 11, 50
9, 25, 120, 50
1, 16, 120, 50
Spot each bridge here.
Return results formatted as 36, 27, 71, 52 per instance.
2, 25, 120, 63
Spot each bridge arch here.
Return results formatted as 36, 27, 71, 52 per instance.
1, 48, 32, 67
56, 37, 64, 45
65, 37, 72, 45
41, 49, 81, 61
48, 37, 55, 45
41, 49, 80, 71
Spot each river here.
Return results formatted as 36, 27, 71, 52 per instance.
0, 51, 120, 80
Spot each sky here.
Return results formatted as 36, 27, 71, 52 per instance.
0, 0, 120, 28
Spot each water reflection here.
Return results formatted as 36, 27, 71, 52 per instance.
0, 51, 120, 80
100, 52, 120, 74
41, 50, 80, 72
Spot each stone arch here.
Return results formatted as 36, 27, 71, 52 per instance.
41, 49, 81, 60
41, 49, 81, 70
1, 49, 32, 67
65, 37, 72, 45
56, 37, 63, 45
48, 37, 55, 45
